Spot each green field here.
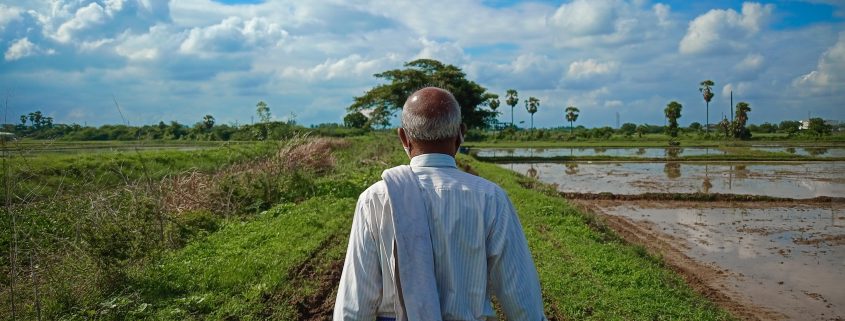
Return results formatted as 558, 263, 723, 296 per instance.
4, 135, 738, 320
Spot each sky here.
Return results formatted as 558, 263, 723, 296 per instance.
0, 0, 843, 128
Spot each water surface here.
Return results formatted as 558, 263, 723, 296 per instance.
503, 162, 845, 198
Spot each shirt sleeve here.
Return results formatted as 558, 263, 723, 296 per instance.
333, 193, 382, 320
486, 188, 548, 321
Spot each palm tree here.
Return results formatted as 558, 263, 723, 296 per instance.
732, 102, 751, 139
525, 97, 539, 130
664, 101, 683, 138
203, 114, 215, 130
488, 96, 500, 127
505, 89, 519, 128
699, 80, 714, 133
565, 106, 579, 133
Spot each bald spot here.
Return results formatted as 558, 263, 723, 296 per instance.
403, 87, 460, 120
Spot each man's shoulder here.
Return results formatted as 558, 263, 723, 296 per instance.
358, 180, 387, 201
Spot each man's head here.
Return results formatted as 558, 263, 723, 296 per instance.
398, 87, 467, 158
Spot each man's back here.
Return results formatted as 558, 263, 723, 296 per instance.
334, 153, 545, 320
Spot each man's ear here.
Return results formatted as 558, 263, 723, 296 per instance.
460, 123, 467, 136
398, 127, 410, 147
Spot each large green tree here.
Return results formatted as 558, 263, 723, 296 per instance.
505, 89, 519, 128
807, 117, 832, 137
488, 95, 500, 126
565, 106, 579, 134
664, 101, 683, 138
525, 97, 539, 130
256, 101, 271, 123
348, 59, 497, 129
699, 80, 714, 133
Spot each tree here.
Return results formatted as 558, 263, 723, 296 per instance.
524, 97, 539, 130
505, 89, 519, 128
343, 111, 369, 129
807, 117, 832, 137
488, 96, 500, 125
256, 101, 271, 123
349, 59, 497, 129
565, 106, 579, 134
636, 124, 647, 138
718, 117, 731, 138
620, 123, 637, 136
731, 102, 751, 139
19, 115, 27, 127
664, 101, 683, 138
202, 114, 215, 130
699, 80, 714, 133
689, 122, 702, 132
779, 120, 801, 135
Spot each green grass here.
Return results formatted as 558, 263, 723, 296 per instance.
13, 133, 735, 320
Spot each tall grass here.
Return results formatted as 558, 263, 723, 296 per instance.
0, 134, 369, 319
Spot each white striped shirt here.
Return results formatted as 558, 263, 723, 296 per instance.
334, 153, 547, 321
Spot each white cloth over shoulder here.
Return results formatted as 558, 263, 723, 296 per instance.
381, 165, 443, 321
334, 153, 547, 321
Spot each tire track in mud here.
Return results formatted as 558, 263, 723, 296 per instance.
262, 234, 346, 320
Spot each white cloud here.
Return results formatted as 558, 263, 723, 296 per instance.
567, 59, 619, 79
0, 4, 23, 31
735, 53, 764, 71
281, 54, 392, 81
414, 38, 466, 64
793, 32, 845, 93
179, 16, 288, 56
4, 37, 36, 61
54, 2, 108, 43
679, 2, 774, 55
550, 0, 618, 36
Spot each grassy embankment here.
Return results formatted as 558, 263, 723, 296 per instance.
37, 136, 731, 320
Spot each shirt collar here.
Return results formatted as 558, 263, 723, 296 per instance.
410, 153, 457, 168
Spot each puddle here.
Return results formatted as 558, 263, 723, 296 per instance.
502, 162, 845, 198
475, 147, 726, 158
600, 204, 845, 321
752, 147, 845, 158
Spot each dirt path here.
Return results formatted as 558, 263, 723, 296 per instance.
574, 200, 785, 321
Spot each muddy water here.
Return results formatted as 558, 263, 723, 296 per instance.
476, 147, 725, 158
601, 204, 845, 320
503, 162, 845, 198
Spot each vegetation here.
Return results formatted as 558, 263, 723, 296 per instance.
565, 106, 579, 133
525, 96, 540, 130
664, 101, 683, 139
347, 59, 497, 129
506, 89, 519, 128
731, 102, 752, 139
699, 80, 715, 133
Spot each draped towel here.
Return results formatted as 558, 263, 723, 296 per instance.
381, 165, 442, 321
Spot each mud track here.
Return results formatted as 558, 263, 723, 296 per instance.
574, 200, 784, 321
262, 234, 345, 320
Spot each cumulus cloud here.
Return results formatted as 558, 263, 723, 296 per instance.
54, 2, 109, 43
179, 16, 287, 56
0, 4, 23, 31
679, 2, 774, 55
280, 54, 389, 81
4, 37, 53, 61
567, 58, 619, 79
550, 0, 618, 36
793, 33, 845, 93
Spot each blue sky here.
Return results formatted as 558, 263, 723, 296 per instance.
0, 0, 843, 128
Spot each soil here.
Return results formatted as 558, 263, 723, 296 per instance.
574, 200, 785, 321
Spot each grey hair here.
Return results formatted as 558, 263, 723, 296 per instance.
401, 100, 462, 142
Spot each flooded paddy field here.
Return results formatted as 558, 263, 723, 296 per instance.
595, 203, 845, 321
501, 159, 845, 320
477, 147, 725, 158
503, 162, 845, 198
752, 147, 845, 158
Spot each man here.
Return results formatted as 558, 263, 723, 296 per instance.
334, 87, 546, 321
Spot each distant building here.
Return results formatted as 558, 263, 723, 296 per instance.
0, 132, 16, 141
799, 119, 840, 130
